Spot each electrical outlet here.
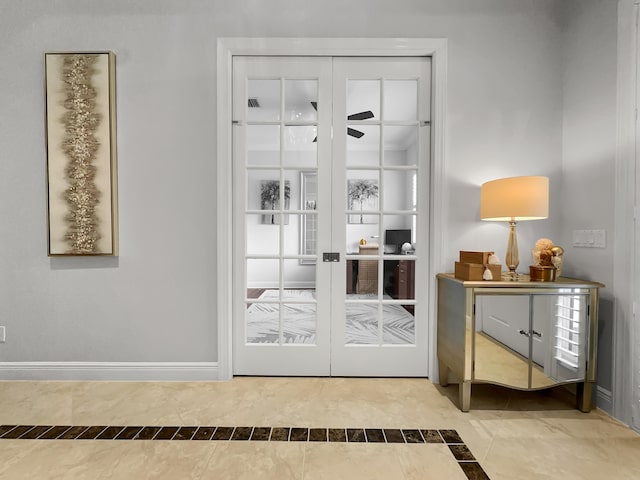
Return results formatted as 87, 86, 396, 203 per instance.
0, 326, 5, 343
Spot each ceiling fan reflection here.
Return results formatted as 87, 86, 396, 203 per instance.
310, 101, 373, 142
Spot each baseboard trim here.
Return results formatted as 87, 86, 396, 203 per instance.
596, 386, 613, 414
0, 362, 219, 381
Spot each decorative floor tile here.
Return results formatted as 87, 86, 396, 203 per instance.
250, 427, 271, 441
365, 429, 385, 443
135, 426, 161, 440
383, 429, 405, 443
270, 427, 290, 441
174, 426, 198, 441
192, 427, 216, 440
402, 429, 424, 443
211, 427, 234, 440
328, 428, 346, 442
78, 426, 107, 440
0, 424, 490, 479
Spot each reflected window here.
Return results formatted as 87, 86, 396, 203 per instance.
554, 294, 581, 369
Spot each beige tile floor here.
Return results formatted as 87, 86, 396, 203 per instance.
0, 377, 639, 479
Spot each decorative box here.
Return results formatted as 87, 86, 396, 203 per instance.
459, 251, 494, 265
454, 262, 502, 281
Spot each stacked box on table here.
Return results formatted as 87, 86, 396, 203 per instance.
459, 251, 494, 265
454, 262, 502, 281
454, 251, 502, 281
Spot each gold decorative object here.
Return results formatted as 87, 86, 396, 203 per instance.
45, 52, 118, 256
530, 238, 564, 281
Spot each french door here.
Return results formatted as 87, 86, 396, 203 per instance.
232, 56, 431, 376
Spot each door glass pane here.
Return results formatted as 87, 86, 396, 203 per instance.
384, 126, 418, 166
251, 177, 291, 224
383, 258, 414, 299
383, 171, 417, 211
283, 126, 317, 168
383, 303, 415, 345
347, 170, 380, 224
347, 80, 380, 121
281, 260, 317, 344
246, 214, 279, 256
299, 171, 318, 263
283, 214, 302, 256
346, 125, 380, 167
247, 125, 280, 166
345, 302, 379, 345
382, 215, 415, 253
246, 258, 280, 344
283, 302, 317, 344
285, 80, 318, 122
248, 79, 280, 122
383, 80, 417, 121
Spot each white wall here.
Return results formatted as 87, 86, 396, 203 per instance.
558, 0, 618, 406
1, 1, 567, 366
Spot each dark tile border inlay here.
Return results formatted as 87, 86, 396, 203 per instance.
193, 427, 216, 441
135, 427, 162, 440
383, 429, 405, 443
0, 424, 490, 479
78, 426, 108, 440
174, 427, 198, 441
365, 429, 385, 443
211, 427, 234, 440
231, 427, 253, 441
40, 426, 73, 440
270, 427, 289, 441
58, 426, 90, 440
328, 428, 346, 442
346, 428, 366, 442
402, 429, 424, 443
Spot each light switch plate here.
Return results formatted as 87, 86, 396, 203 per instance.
573, 229, 606, 248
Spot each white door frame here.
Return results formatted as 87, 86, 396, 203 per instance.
216, 37, 448, 380
613, 0, 638, 430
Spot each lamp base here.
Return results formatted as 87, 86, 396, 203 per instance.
505, 220, 519, 280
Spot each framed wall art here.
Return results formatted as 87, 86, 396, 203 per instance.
348, 178, 379, 224
260, 180, 290, 225
45, 51, 118, 256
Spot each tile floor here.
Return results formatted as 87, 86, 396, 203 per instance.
0, 377, 639, 479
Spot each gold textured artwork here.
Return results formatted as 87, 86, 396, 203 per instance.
45, 52, 118, 256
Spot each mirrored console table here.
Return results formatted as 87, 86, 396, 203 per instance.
436, 273, 604, 412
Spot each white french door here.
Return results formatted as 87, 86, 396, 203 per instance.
232, 55, 431, 376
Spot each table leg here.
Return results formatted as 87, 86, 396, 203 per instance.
459, 381, 471, 412
576, 382, 593, 413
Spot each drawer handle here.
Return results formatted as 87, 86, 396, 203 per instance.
519, 329, 530, 337
532, 330, 542, 338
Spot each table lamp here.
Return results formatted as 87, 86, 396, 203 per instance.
480, 176, 549, 278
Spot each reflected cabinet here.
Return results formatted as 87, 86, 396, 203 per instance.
436, 273, 604, 412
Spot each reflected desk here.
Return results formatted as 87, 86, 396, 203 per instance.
436, 273, 604, 412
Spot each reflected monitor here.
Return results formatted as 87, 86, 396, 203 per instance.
385, 229, 412, 254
